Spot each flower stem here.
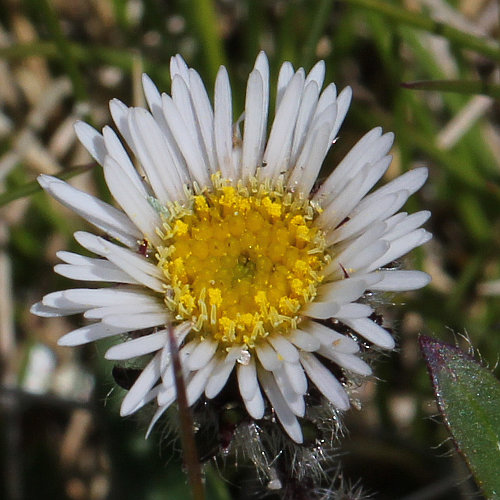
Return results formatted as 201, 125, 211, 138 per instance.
167, 324, 205, 500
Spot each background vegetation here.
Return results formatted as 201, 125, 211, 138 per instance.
1, 0, 499, 498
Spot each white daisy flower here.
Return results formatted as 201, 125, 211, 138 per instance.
32, 52, 431, 444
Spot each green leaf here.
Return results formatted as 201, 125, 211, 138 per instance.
419, 336, 500, 499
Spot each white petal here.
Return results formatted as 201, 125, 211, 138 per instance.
156, 382, 177, 408
335, 303, 373, 319
84, 301, 163, 319
42, 290, 88, 312
121, 352, 162, 416
288, 329, 321, 351
105, 330, 168, 360
102, 312, 168, 329
314, 82, 336, 118
257, 366, 303, 443
102, 126, 148, 196
214, 66, 234, 179
74, 121, 106, 165
55, 261, 139, 284
103, 155, 163, 248
289, 80, 320, 166
107, 322, 190, 363
93, 236, 165, 293
187, 339, 218, 371
262, 70, 305, 179
158, 339, 198, 401
315, 128, 392, 203
321, 349, 372, 376
326, 190, 397, 246
383, 210, 431, 241
161, 93, 210, 187
109, 98, 135, 152
242, 384, 265, 420
63, 287, 155, 307
276, 62, 294, 109
283, 361, 308, 395
324, 223, 388, 278
205, 352, 237, 399
370, 270, 431, 291
300, 352, 349, 410
316, 276, 370, 304
145, 398, 175, 438
329, 86, 352, 143
305, 60, 325, 88
316, 167, 365, 229
367, 229, 432, 272
146, 399, 172, 435
128, 108, 184, 202
31, 302, 83, 317
142, 73, 162, 113
255, 342, 281, 371
189, 68, 217, 173
241, 70, 266, 179
170, 54, 189, 82
186, 356, 218, 405
58, 322, 131, 346
272, 367, 305, 416
127, 386, 161, 418
171, 75, 211, 173
267, 335, 299, 363
303, 321, 359, 354
359, 167, 428, 210
341, 240, 390, 275
38, 175, 141, 248
237, 354, 258, 401
342, 318, 395, 349
141, 75, 191, 185
288, 115, 334, 195
253, 51, 270, 152
303, 300, 340, 320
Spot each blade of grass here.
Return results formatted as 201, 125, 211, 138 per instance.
188, 0, 226, 87
301, 0, 336, 70
0, 42, 171, 88
0, 163, 94, 209
402, 80, 500, 99
343, 0, 500, 62
37, 0, 87, 104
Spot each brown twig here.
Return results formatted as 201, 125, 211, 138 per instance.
167, 324, 205, 500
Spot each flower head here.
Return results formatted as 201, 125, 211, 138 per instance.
32, 52, 431, 444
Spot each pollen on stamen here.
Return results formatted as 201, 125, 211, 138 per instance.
156, 175, 330, 348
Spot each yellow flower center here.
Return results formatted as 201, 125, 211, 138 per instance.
156, 176, 328, 348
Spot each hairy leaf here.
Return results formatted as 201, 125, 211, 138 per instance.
420, 336, 500, 499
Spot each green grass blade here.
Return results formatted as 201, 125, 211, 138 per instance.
420, 336, 500, 499
0, 163, 94, 209
37, 0, 88, 103
402, 79, 500, 99
300, 0, 335, 70
343, 0, 500, 62
189, 0, 226, 86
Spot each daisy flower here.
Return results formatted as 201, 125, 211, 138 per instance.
32, 52, 431, 444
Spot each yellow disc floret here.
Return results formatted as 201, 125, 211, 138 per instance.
156, 175, 329, 348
